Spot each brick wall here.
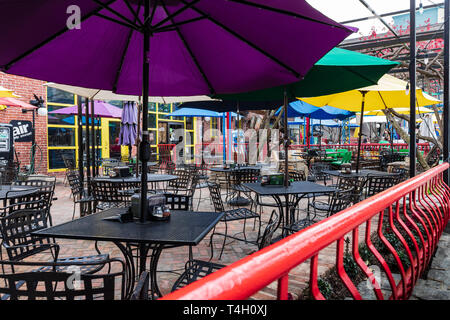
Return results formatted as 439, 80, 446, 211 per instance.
0, 72, 47, 174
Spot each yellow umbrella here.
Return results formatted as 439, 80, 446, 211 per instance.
365, 106, 434, 116
300, 74, 440, 112
300, 74, 441, 172
0, 86, 17, 98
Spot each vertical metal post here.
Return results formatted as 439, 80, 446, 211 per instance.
283, 88, 290, 187
90, 99, 96, 177
77, 97, 84, 184
444, 0, 450, 184
410, 0, 417, 178
85, 97, 91, 196
356, 91, 367, 173
139, 0, 150, 223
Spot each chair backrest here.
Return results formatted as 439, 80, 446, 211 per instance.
92, 179, 139, 204
363, 174, 398, 198
12, 178, 56, 211
337, 176, 365, 203
164, 193, 192, 211
0, 196, 47, 218
229, 168, 259, 186
66, 170, 84, 199
257, 210, 279, 250
0, 258, 125, 300
62, 154, 76, 170
288, 170, 305, 182
207, 182, 225, 213
329, 188, 355, 217
0, 209, 52, 261
167, 169, 191, 190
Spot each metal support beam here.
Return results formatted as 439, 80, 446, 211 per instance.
410, 0, 417, 178
444, 0, 450, 184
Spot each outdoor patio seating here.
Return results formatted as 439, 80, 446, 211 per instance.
66, 170, 95, 219
171, 210, 279, 292
12, 178, 56, 225
284, 188, 354, 234
91, 179, 139, 211
207, 182, 261, 260
362, 173, 402, 198
0, 208, 110, 283
0, 258, 126, 300
227, 168, 260, 207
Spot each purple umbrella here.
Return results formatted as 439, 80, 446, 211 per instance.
48, 101, 122, 118
119, 101, 138, 146
0, 0, 354, 222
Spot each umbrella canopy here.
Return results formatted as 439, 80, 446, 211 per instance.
275, 100, 355, 120
301, 74, 442, 172
214, 47, 399, 101
44, 82, 218, 104
0, 86, 17, 98
0, 1, 354, 96
119, 101, 138, 146
168, 108, 222, 118
49, 101, 122, 118
365, 106, 434, 116
0, 0, 355, 221
0, 97, 37, 109
301, 74, 441, 112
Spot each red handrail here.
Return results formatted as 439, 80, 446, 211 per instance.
161, 163, 450, 300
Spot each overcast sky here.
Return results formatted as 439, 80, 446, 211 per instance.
306, 0, 445, 38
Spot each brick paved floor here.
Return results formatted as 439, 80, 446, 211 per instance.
32, 178, 340, 300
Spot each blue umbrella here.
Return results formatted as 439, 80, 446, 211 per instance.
276, 100, 355, 120
168, 108, 222, 118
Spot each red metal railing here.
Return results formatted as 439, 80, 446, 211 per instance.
161, 163, 450, 300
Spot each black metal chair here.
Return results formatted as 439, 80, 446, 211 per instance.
207, 182, 261, 260
285, 188, 354, 234
66, 170, 95, 219
171, 210, 279, 292
91, 179, 140, 211
130, 271, 150, 300
0, 258, 125, 300
307, 162, 331, 185
12, 178, 57, 225
0, 208, 109, 278
226, 168, 259, 207
362, 174, 400, 199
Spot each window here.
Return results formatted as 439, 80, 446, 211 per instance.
48, 127, 75, 147
48, 149, 75, 170
47, 87, 75, 104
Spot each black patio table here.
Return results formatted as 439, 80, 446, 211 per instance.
242, 181, 336, 238
33, 207, 224, 299
93, 173, 178, 183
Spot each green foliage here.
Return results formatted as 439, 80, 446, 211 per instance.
318, 278, 333, 300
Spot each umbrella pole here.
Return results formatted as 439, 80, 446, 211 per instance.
139, 2, 151, 224
77, 97, 84, 184
136, 102, 141, 178
85, 98, 91, 199
356, 91, 367, 173
283, 88, 290, 187
90, 99, 96, 177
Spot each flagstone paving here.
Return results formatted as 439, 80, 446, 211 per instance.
10, 176, 449, 300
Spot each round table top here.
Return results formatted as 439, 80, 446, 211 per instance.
93, 174, 178, 183
0, 185, 38, 200
209, 165, 261, 173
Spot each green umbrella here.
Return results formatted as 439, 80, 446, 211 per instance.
210, 48, 399, 186
214, 48, 399, 101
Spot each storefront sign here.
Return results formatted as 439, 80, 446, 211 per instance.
9, 120, 34, 142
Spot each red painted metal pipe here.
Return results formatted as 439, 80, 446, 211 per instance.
161, 163, 449, 300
